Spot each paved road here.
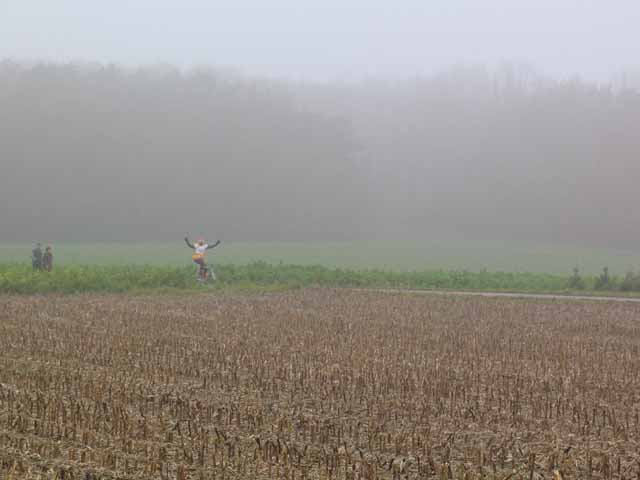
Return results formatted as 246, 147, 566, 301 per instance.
354, 288, 640, 303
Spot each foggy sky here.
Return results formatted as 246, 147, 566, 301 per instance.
2, 61, 639, 246
2, 0, 639, 82
2, 1, 640, 249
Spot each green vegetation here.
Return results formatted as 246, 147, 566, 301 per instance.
3, 241, 640, 295
2, 240, 640, 274
2, 261, 639, 295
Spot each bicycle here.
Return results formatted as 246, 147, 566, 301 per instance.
196, 263, 216, 283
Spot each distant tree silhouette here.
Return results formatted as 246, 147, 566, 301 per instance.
1, 61, 639, 246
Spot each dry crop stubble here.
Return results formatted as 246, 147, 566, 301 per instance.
1, 290, 640, 479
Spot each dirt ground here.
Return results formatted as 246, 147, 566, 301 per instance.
1, 289, 640, 479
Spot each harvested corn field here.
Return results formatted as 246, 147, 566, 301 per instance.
1, 290, 640, 479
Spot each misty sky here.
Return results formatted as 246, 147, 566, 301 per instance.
1, 0, 638, 82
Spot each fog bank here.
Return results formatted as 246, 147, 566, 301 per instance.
1, 62, 639, 248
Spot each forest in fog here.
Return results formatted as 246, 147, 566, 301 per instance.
1, 61, 639, 247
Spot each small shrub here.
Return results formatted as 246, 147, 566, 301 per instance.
594, 266, 612, 290
567, 266, 585, 290
620, 270, 640, 292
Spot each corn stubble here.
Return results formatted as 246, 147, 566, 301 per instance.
1, 290, 640, 479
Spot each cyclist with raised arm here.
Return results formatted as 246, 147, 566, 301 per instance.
185, 236, 221, 282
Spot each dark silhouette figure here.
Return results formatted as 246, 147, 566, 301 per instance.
32, 243, 43, 271
42, 246, 53, 272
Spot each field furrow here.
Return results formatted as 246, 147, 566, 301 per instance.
1, 290, 639, 479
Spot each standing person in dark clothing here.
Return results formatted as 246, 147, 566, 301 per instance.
32, 243, 43, 271
42, 246, 53, 272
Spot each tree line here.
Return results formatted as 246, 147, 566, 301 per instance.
1, 61, 639, 247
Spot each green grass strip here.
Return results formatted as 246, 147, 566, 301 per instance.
2, 261, 636, 295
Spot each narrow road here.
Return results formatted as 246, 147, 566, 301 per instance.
354, 288, 640, 303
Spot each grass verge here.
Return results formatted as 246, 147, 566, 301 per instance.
2, 261, 639, 296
